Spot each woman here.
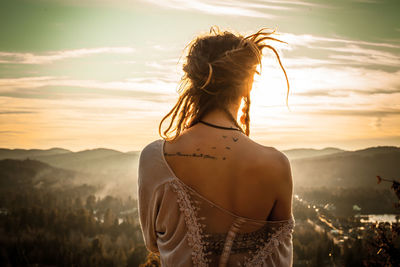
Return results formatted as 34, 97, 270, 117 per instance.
138, 27, 294, 266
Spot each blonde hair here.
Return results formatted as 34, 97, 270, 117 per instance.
159, 27, 289, 141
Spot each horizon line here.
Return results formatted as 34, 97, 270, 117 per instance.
1, 144, 400, 154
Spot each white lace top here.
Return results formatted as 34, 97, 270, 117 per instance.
137, 139, 295, 266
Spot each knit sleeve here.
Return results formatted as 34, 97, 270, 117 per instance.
137, 145, 165, 254
138, 184, 164, 253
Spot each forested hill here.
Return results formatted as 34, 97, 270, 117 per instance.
0, 145, 399, 192
282, 147, 345, 160
290, 146, 400, 188
0, 147, 140, 198
0, 148, 139, 176
0, 158, 97, 194
0, 147, 71, 160
0, 158, 145, 266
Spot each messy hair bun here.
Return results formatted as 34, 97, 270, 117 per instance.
159, 27, 289, 141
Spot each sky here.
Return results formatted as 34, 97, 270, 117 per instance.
0, 0, 399, 152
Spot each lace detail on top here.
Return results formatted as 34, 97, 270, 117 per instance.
241, 218, 295, 267
168, 177, 295, 267
204, 222, 271, 255
169, 178, 211, 267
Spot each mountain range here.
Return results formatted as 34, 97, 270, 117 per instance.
0, 145, 399, 197
0, 158, 98, 195
290, 146, 400, 188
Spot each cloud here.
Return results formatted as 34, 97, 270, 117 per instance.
256, 32, 400, 101
260, 32, 400, 71
0, 86, 173, 103
280, 33, 400, 49
0, 47, 135, 64
142, 0, 330, 18
294, 90, 349, 97
262, 0, 324, 7
0, 76, 171, 91
295, 88, 400, 97
352, 0, 379, 3
262, 63, 400, 95
321, 45, 400, 67
144, 0, 277, 18
0, 111, 37, 114
329, 54, 400, 67
0, 131, 25, 134
350, 88, 400, 95
304, 108, 400, 117
41, 0, 327, 15
283, 57, 343, 67
0, 76, 56, 89
0, 76, 178, 102
369, 116, 382, 130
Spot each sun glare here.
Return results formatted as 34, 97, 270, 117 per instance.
252, 57, 290, 106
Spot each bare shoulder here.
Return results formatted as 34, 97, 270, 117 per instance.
247, 140, 292, 184
260, 144, 287, 160
244, 137, 287, 163
253, 144, 293, 219
265, 146, 291, 172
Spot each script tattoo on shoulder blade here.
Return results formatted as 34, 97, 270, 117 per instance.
164, 152, 218, 160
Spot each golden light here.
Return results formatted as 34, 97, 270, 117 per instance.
249, 56, 292, 126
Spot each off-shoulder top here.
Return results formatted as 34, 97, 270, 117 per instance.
137, 139, 295, 266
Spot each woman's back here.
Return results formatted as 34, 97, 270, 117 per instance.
138, 137, 294, 266
163, 121, 293, 223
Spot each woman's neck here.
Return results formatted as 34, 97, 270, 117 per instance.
200, 104, 240, 127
